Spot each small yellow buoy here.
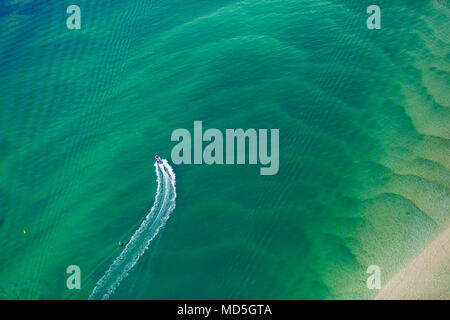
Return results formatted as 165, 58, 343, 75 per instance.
23, 230, 27, 234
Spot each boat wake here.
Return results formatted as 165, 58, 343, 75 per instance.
88, 159, 176, 300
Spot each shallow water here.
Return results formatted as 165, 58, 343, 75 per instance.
0, 1, 448, 299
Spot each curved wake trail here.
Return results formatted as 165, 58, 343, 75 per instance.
89, 160, 176, 300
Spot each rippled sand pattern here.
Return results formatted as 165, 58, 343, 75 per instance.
0, 0, 448, 299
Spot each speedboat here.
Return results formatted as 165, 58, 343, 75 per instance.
155, 155, 162, 164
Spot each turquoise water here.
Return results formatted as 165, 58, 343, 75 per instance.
0, 1, 448, 299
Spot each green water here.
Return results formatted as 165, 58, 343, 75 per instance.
0, 1, 448, 299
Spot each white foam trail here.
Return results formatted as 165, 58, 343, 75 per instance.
88, 159, 176, 300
